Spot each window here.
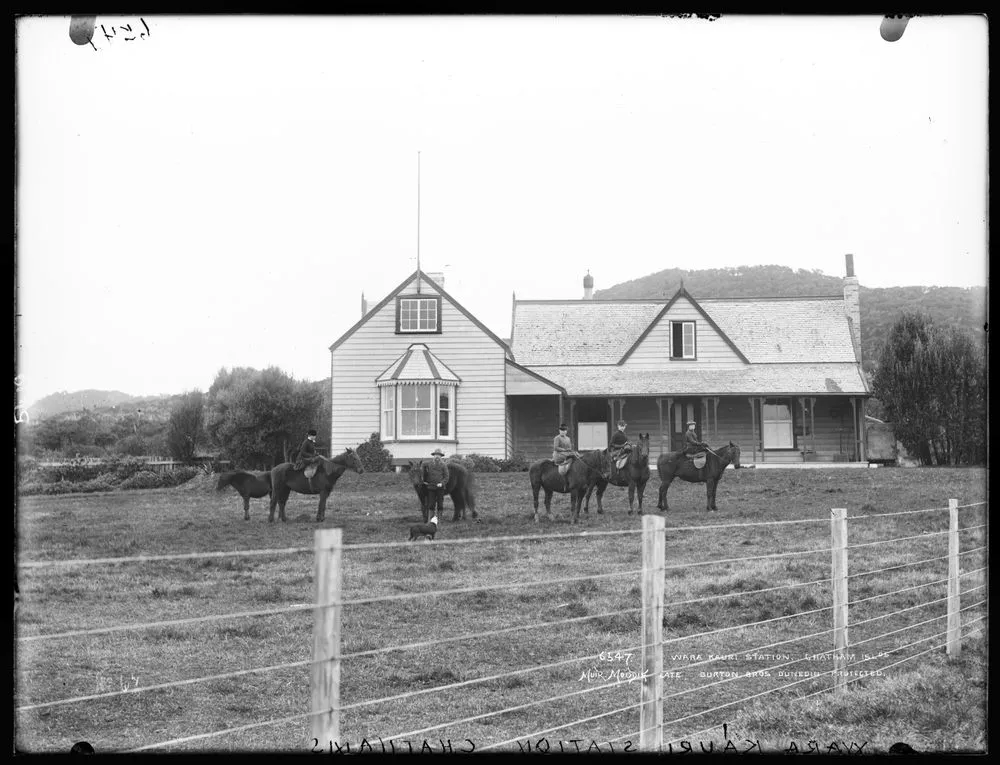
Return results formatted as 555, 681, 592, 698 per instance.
762, 398, 794, 449
670, 321, 696, 359
379, 382, 457, 441
439, 388, 452, 437
381, 387, 396, 439
400, 385, 433, 437
397, 297, 441, 333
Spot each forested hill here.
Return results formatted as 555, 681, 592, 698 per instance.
26, 390, 151, 419
594, 265, 987, 370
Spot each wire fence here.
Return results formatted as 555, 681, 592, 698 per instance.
15, 498, 988, 753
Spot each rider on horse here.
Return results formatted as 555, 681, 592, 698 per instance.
609, 419, 632, 479
294, 429, 323, 489
552, 423, 578, 490
682, 420, 709, 463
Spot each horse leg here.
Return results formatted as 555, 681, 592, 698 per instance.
707, 478, 718, 512
658, 477, 672, 513
637, 480, 647, 515
531, 481, 541, 523
317, 489, 329, 522
585, 483, 597, 515
243, 496, 250, 521
544, 488, 554, 520
450, 488, 463, 522
268, 491, 279, 523
594, 480, 607, 516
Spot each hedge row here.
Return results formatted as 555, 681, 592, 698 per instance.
19, 466, 200, 496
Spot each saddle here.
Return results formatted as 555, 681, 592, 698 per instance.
304, 463, 318, 479
690, 452, 707, 469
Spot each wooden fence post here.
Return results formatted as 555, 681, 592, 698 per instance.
946, 498, 961, 658
640, 514, 666, 752
311, 528, 343, 748
830, 508, 849, 694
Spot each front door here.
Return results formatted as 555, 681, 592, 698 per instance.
762, 398, 794, 449
671, 399, 699, 451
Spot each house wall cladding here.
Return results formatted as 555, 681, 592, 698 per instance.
623, 296, 746, 369
331, 278, 508, 459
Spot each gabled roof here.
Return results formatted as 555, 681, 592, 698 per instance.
619, 287, 750, 364
376, 343, 461, 386
510, 291, 860, 367
510, 300, 663, 365
700, 296, 858, 363
330, 270, 511, 355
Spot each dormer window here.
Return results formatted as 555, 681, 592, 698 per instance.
671, 321, 696, 359
397, 296, 442, 334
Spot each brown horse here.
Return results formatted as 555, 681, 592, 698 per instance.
216, 470, 272, 521
656, 442, 741, 513
529, 449, 613, 524
593, 433, 652, 515
408, 460, 478, 522
268, 448, 365, 523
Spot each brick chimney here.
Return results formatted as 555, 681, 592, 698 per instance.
361, 292, 368, 318
843, 254, 861, 363
583, 270, 594, 300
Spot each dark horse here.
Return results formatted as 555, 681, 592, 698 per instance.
592, 433, 652, 515
216, 470, 272, 521
529, 449, 613, 524
656, 442, 741, 513
269, 448, 365, 523
408, 460, 478, 523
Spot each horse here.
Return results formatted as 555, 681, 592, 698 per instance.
593, 433, 652, 515
656, 442, 741, 513
529, 449, 613, 524
216, 470, 272, 521
268, 448, 365, 522
408, 460, 478, 522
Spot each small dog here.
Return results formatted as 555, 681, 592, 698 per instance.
408, 515, 439, 541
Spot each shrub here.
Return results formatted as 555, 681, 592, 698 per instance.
167, 467, 200, 487
118, 470, 164, 491
497, 452, 531, 472
462, 453, 501, 473
75, 477, 117, 493
356, 433, 394, 473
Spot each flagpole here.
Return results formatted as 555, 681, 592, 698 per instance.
416, 151, 421, 294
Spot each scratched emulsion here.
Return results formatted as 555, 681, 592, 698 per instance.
68, 16, 96, 46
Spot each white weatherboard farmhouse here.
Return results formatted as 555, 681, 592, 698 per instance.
330, 257, 871, 466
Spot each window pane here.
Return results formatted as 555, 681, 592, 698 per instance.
439, 410, 450, 437
416, 410, 431, 435
672, 323, 683, 358
683, 322, 695, 356
401, 386, 417, 407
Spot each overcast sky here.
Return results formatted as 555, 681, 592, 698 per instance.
15, 15, 988, 408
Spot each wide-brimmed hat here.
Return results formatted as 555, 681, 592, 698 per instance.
307, 429, 317, 436
431, 448, 445, 457
686, 420, 697, 426
558, 423, 568, 430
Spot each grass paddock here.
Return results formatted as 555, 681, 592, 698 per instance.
15, 466, 987, 753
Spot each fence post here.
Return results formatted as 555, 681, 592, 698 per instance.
830, 508, 848, 694
946, 498, 961, 658
311, 528, 343, 748
639, 514, 666, 752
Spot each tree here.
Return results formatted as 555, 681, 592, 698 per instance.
205, 366, 324, 470
166, 391, 205, 463
871, 312, 986, 465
